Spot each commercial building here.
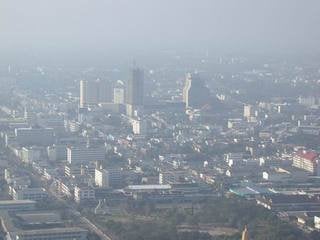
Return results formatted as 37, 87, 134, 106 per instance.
67, 146, 105, 165
0, 210, 88, 240
47, 144, 67, 162
159, 170, 187, 184
257, 194, 320, 212
114, 85, 125, 104
80, 80, 98, 108
80, 79, 113, 108
15, 128, 55, 146
65, 162, 96, 177
126, 68, 144, 106
182, 73, 210, 109
95, 168, 122, 188
10, 187, 48, 201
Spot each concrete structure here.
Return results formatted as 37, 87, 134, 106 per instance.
47, 144, 67, 162
15, 128, 54, 146
114, 86, 125, 104
80, 79, 113, 108
98, 79, 113, 103
182, 73, 210, 109
131, 118, 147, 135
126, 68, 144, 106
159, 171, 187, 184
10, 187, 48, 201
80, 80, 98, 108
292, 150, 319, 175
95, 168, 122, 188
243, 105, 254, 118
2, 221, 87, 240
20, 147, 41, 164
74, 185, 95, 203
67, 146, 105, 165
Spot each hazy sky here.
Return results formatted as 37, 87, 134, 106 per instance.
1, 0, 320, 59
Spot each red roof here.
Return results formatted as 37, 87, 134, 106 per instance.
296, 150, 318, 162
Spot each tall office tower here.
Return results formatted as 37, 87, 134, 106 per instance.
79, 80, 99, 108
80, 79, 113, 108
182, 73, 210, 109
97, 79, 113, 103
126, 68, 144, 106
114, 87, 125, 104
113, 80, 125, 104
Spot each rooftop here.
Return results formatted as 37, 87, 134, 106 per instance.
0, 200, 36, 205
127, 184, 171, 191
296, 150, 318, 162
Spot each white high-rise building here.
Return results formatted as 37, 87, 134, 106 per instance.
80, 80, 99, 108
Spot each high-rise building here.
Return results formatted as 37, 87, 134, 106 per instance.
80, 80, 98, 108
126, 68, 144, 106
80, 79, 113, 108
114, 87, 125, 104
98, 79, 113, 103
182, 73, 210, 109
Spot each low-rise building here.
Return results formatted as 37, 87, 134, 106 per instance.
10, 187, 48, 201
292, 150, 319, 175
0, 211, 88, 240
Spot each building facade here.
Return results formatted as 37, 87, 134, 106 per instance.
292, 150, 319, 175
182, 73, 210, 109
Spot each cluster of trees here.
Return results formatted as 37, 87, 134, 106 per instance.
99, 196, 316, 240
